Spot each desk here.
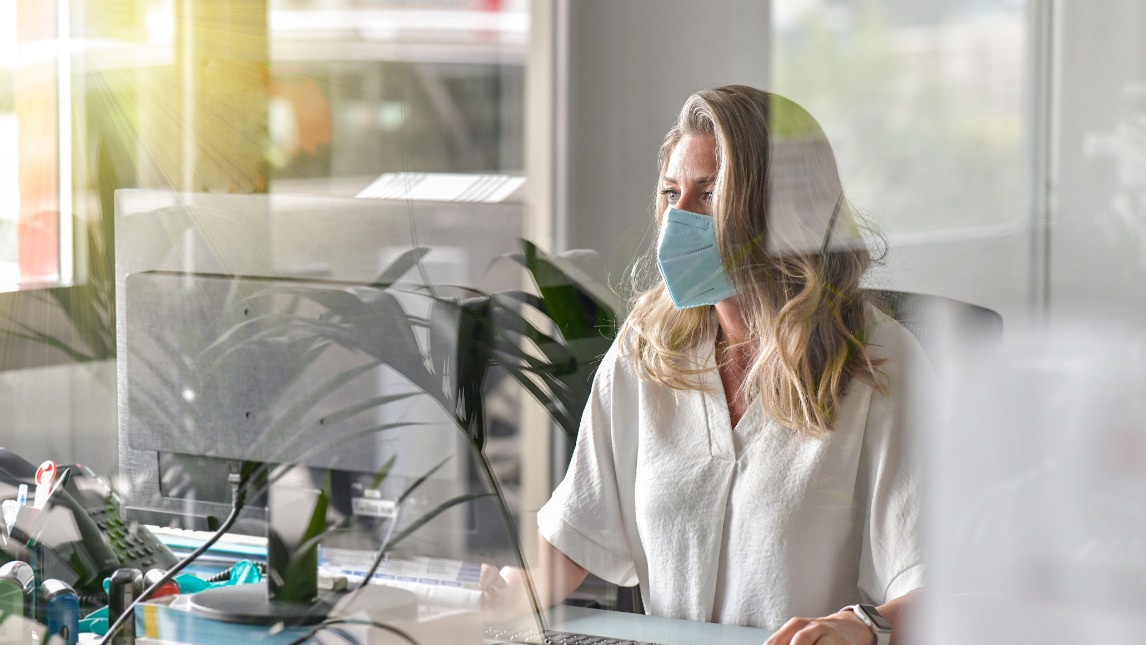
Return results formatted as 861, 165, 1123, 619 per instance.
538, 606, 773, 645
124, 599, 775, 645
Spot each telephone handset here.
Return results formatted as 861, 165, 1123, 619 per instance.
0, 448, 178, 603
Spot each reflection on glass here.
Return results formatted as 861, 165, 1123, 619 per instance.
774, 0, 1029, 234
266, 0, 527, 196
928, 323, 1146, 643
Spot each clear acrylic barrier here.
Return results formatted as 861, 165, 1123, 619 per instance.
114, 189, 549, 641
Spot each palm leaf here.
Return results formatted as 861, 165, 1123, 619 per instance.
254, 360, 387, 441
369, 455, 398, 490
256, 403, 429, 465
2, 326, 97, 363
396, 456, 453, 505
369, 247, 430, 287
510, 239, 621, 339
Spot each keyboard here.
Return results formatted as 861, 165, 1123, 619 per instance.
484, 626, 660, 644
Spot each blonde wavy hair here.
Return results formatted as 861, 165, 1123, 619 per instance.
620, 85, 885, 435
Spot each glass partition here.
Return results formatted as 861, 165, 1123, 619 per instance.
773, 0, 1036, 326
2, 0, 1145, 642
115, 189, 548, 636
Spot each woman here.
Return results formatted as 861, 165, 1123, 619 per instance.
485, 86, 929, 645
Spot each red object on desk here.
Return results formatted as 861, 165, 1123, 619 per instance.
35, 461, 56, 488
144, 570, 180, 599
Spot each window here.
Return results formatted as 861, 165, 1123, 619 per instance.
772, 0, 1036, 325
266, 0, 527, 194
1, 0, 72, 287
773, 0, 1030, 235
1, 0, 528, 286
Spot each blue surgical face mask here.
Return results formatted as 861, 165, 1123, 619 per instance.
656, 207, 738, 309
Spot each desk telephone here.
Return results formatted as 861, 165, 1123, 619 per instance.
0, 448, 177, 603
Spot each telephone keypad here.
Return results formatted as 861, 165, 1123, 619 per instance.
89, 500, 177, 572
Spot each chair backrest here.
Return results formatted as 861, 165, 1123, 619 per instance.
865, 289, 1004, 366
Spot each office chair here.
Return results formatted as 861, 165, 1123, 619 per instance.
864, 289, 1004, 366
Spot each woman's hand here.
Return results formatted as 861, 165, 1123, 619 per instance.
479, 533, 591, 625
480, 564, 527, 624
764, 609, 875, 645
765, 591, 918, 645
479, 563, 510, 604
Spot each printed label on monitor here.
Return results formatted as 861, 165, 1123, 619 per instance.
351, 496, 398, 519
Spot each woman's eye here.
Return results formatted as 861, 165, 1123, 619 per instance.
702, 191, 714, 202
660, 189, 679, 203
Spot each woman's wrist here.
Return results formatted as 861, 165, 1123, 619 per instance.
838, 604, 891, 645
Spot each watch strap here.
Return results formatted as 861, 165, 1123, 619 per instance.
842, 604, 891, 645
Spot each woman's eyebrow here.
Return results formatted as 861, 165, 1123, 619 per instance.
662, 175, 717, 185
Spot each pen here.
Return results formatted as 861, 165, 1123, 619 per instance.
1, 500, 16, 540
23, 468, 72, 548
33, 461, 56, 510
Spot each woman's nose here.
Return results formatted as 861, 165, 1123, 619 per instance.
677, 190, 710, 216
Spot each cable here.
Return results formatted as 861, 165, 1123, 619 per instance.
204, 561, 266, 583
283, 617, 418, 645
319, 626, 363, 645
78, 590, 108, 608
204, 568, 233, 583
96, 467, 254, 645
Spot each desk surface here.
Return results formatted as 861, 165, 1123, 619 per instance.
87, 600, 770, 641
544, 606, 773, 645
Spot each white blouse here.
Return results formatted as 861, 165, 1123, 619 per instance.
537, 306, 930, 629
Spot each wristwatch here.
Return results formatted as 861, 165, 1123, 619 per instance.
844, 603, 892, 645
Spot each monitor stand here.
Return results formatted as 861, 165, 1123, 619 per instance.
187, 476, 339, 626
187, 582, 335, 626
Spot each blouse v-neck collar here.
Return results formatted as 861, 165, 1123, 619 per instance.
696, 343, 766, 462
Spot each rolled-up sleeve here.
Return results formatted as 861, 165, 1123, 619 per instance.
537, 344, 639, 587
858, 320, 932, 604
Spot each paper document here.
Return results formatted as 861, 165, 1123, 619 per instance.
356, 173, 525, 203
318, 549, 484, 610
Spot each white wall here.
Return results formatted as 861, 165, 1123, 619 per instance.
555, 0, 772, 285
0, 361, 118, 476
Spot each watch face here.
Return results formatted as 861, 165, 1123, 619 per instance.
859, 604, 893, 632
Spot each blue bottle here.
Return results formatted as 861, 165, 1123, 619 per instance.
39, 579, 78, 645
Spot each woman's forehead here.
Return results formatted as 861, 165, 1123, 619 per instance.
664, 134, 719, 181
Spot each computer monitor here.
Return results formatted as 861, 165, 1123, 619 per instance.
115, 189, 528, 578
